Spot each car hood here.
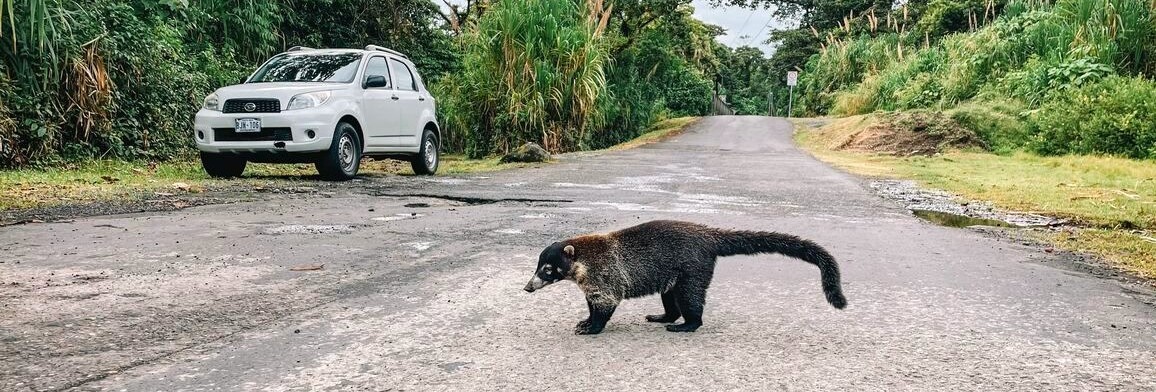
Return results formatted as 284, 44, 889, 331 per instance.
213, 82, 348, 103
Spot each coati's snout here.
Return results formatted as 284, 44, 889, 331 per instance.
523, 242, 575, 293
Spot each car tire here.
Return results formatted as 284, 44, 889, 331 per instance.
410, 129, 439, 175
200, 152, 247, 178
316, 122, 361, 181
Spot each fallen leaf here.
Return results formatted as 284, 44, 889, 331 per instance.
289, 264, 324, 271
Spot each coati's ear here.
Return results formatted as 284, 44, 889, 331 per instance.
563, 245, 575, 257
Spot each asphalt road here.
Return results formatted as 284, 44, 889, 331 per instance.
3, 116, 1155, 391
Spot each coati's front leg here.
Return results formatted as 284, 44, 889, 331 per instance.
575, 300, 594, 330
575, 293, 619, 335
645, 291, 682, 323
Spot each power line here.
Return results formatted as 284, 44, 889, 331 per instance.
728, 10, 756, 47
743, 13, 775, 48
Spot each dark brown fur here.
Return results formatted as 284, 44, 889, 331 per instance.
524, 220, 846, 334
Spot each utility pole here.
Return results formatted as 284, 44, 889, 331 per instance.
767, 90, 775, 117
786, 71, 797, 118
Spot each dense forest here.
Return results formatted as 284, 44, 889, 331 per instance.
1, 0, 1153, 167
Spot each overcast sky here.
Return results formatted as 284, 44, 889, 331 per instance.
690, 0, 792, 56
438, 1, 793, 57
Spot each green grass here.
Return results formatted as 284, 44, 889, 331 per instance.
793, 115, 1156, 279
0, 117, 701, 211
606, 116, 699, 151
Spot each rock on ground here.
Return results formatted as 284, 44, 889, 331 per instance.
500, 142, 551, 163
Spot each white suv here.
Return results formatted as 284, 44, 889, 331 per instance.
194, 45, 440, 181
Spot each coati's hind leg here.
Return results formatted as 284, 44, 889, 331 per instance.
666, 277, 709, 333
645, 291, 682, 323
575, 293, 619, 335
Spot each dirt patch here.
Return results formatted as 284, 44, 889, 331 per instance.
834, 111, 986, 156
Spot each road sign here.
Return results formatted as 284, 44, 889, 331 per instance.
786, 71, 798, 117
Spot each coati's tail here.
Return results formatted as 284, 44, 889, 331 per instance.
713, 230, 847, 309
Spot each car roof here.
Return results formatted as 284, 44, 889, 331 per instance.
284, 46, 410, 59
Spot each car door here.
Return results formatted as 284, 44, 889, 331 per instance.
359, 55, 402, 147
389, 57, 424, 147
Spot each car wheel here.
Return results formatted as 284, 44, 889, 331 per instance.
316, 122, 361, 181
410, 129, 438, 175
200, 152, 247, 178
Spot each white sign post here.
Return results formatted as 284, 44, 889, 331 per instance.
786, 71, 798, 118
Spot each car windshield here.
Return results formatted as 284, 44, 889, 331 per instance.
247, 52, 362, 83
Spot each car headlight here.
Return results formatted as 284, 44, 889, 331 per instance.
286, 91, 333, 110
203, 93, 220, 111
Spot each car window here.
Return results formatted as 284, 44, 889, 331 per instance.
390, 58, 417, 91
248, 52, 362, 83
364, 56, 391, 88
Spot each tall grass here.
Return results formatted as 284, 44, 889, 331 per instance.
437, 0, 612, 158
804, 0, 1156, 116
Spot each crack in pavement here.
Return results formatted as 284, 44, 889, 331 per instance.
367, 192, 574, 206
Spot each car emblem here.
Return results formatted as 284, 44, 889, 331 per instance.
243, 102, 257, 112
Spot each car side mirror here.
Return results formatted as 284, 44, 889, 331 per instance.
364, 75, 388, 88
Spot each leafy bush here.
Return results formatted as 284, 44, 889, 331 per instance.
1027, 76, 1156, 159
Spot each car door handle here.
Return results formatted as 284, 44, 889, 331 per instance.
391, 95, 399, 101
418, 96, 425, 101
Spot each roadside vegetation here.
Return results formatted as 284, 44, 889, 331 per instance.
794, 0, 1156, 158
795, 115, 1156, 279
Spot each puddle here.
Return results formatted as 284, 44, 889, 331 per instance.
911, 209, 1015, 228
872, 180, 1067, 227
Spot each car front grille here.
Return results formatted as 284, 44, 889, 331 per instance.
213, 127, 292, 142
222, 99, 281, 113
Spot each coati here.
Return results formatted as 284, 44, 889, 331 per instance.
523, 220, 846, 335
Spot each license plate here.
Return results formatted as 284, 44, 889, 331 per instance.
235, 118, 261, 133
